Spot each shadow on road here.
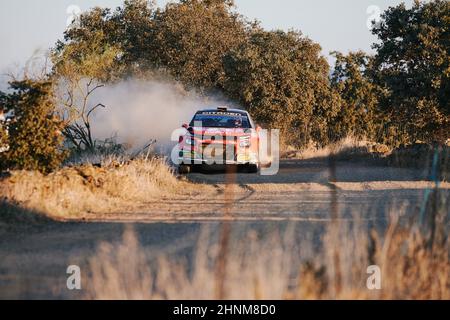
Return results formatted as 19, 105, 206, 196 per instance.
185, 158, 430, 185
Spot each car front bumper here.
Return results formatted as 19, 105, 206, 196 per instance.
178, 150, 259, 165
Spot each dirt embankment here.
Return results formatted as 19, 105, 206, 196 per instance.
0, 158, 213, 224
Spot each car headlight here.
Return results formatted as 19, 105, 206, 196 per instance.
239, 136, 251, 147
185, 136, 195, 145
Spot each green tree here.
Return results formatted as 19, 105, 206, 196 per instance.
56, 0, 246, 91
0, 80, 66, 173
371, 0, 450, 143
111, 0, 156, 76
223, 29, 339, 147
330, 51, 381, 141
151, 0, 247, 90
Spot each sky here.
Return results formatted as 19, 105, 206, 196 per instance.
0, 0, 414, 89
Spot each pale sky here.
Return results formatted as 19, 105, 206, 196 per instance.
0, 0, 414, 89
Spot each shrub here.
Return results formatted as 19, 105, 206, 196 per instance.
0, 79, 66, 173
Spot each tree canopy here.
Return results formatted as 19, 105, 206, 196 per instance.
224, 29, 339, 147
330, 51, 381, 141
371, 0, 449, 143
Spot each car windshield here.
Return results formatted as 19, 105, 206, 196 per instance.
190, 112, 251, 128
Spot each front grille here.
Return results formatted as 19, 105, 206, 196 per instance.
201, 137, 237, 162
202, 143, 224, 157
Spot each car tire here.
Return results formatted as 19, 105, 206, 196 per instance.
246, 163, 259, 173
178, 164, 191, 174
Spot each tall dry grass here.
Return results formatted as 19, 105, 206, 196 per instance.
84, 190, 449, 300
0, 157, 205, 218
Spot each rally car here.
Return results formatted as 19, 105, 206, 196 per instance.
178, 107, 260, 173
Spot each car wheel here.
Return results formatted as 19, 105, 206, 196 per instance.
246, 163, 259, 173
178, 164, 191, 174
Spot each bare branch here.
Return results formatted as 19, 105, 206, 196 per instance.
87, 84, 105, 96
86, 103, 106, 120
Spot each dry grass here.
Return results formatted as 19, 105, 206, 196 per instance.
84, 190, 449, 300
283, 137, 391, 160
0, 157, 207, 219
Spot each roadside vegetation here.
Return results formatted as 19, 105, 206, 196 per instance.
84, 191, 449, 299
0, 157, 212, 220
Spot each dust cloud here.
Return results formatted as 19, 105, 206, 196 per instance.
89, 80, 231, 154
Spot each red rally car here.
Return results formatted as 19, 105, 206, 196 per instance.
178, 107, 260, 173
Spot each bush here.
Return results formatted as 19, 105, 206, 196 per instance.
0, 79, 66, 173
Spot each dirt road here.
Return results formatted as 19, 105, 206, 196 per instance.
80, 158, 443, 222
0, 158, 448, 299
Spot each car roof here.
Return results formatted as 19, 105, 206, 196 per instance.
196, 108, 248, 115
